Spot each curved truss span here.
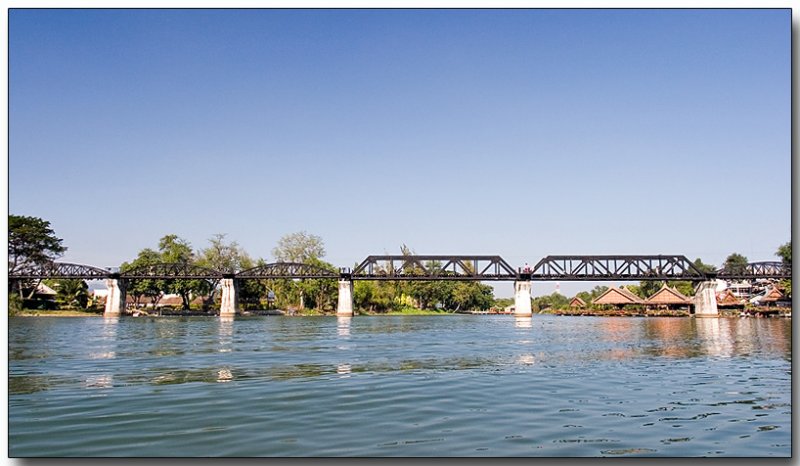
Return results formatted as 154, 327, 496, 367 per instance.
236, 262, 340, 279
716, 261, 791, 280
120, 263, 225, 280
9, 262, 113, 280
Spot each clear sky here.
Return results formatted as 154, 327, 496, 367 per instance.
9, 9, 791, 297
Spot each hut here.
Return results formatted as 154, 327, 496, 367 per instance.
592, 286, 644, 308
716, 289, 745, 310
644, 284, 691, 312
752, 286, 788, 308
569, 296, 586, 309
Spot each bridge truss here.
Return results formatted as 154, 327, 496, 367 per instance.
236, 262, 340, 280
529, 255, 709, 281
715, 261, 790, 280
350, 255, 518, 280
7, 257, 791, 282
9, 262, 113, 280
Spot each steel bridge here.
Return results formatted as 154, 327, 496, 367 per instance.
8, 255, 791, 282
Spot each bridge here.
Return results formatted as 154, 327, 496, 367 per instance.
9, 254, 790, 318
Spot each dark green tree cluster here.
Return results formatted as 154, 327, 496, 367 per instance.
351, 246, 495, 313
776, 241, 791, 297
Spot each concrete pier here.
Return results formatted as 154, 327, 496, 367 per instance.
693, 281, 718, 317
514, 281, 532, 317
220, 278, 239, 317
104, 278, 127, 317
337, 279, 354, 317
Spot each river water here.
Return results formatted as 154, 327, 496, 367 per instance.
8, 315, 791, 457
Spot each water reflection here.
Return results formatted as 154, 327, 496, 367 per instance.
337, 317, 352, 337
218, 317, 234, 353
91, 317, 118, 360
514, 317, 532, 329
217, 368, 234, 383
84, 374, 113, 389
516, 354, 535, 365
337, 363, 352, 377
695, 318, 733, 358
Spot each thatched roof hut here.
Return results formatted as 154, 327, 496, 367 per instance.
755, 286, 786, 306
716, 289, 744, 308
645, 284, 691, 309
593, 286, 643, 306
569, 296, 586, 308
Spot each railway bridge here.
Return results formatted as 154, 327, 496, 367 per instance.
9, 254, 790, 318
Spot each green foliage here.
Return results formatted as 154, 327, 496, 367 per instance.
776, 241, 791, 266
8, 215, 67, 271
45, 279, 89, 309
575, 286, 608, 306
9, 215, 67, 298
692, 258, 716, 274
775, 242, 791, 298
197, 233, 253, 273
723, 253, 749, 274
532, 292, 569, 312
121, 248, 165, 308
272, 231, 325, 263
9, 294, 23, 316
780, 279, 791, 298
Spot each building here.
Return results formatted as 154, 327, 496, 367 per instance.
569, 296, 586, 309
716, 289, 745, 310
751, 286, 789, 308
644, 284, 691, 311
592, 286, 644, 308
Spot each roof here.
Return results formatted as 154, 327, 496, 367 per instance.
569, 296, 586, 307
645, 284, 691, 305
36, 283, 57, 296
716, 289, 744, 306
759, 286, 785, 303
593, 286, 644, 305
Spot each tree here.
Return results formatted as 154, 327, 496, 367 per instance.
723, 253, 749, 275
9, 215, 66, 298
776, 241, 791, 266
196, 234, 264, 309
155, 234, 208, 310
159, 234, 193, 263
532, 292, 569, 312
692, 258, 717, 274
776, 241, 791, 297
197, 233, 252, 274
272, 231, 325, 263
45, 279, 89, 309
121, 248, 165, 309
576, 285, 608, 307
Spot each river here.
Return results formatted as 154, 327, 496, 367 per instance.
8, 315, 791, 457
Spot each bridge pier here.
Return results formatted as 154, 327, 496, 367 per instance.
514, 280, 532, 317
693, 281, 719, 317
337, 279, 354, 317
220, 278, 239, 317
104, 278, 127, 317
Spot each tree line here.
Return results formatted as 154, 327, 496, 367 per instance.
8, 214, 792, 314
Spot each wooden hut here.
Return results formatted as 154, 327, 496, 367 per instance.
569, 296, 586, 309
755, 286, 787, 308
592, 286, 644, 308
645, 284, 691, 311
716, 289, 745, 310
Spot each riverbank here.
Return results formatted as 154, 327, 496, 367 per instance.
14, 309, 104, 317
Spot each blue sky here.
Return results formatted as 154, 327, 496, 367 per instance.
9, 9, 791, 297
